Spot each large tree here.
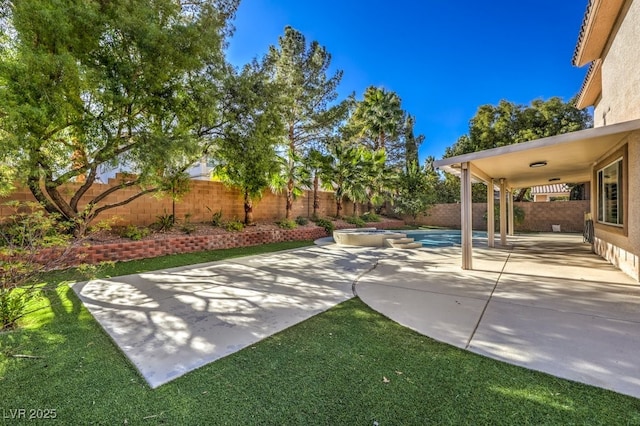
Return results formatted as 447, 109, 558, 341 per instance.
214, 63, 283, 225
0, 0, 238, 232
265, 26, 348, 218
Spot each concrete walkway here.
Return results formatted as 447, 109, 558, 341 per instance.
71, 245, 380, 388
356, 233, 640, 399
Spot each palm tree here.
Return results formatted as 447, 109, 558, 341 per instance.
303, 148, 333, 218
352, 86, 404, 152
360, 149, 392, 213
324, 144, 365, 219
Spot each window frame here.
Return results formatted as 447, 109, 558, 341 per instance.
597, 157, 623, 226
593, 144, 628, 236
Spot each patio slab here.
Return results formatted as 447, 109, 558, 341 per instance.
357, 233, 640, 399
70, 245, 382, 388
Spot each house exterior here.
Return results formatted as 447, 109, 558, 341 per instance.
433, 0, 640, 281
530, 184, 570, 202
574, 0, 640, 281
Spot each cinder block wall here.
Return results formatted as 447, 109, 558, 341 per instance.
409, 200, 590, 232
0, 177, 354, 226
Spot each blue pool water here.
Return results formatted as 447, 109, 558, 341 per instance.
405, 230, 487, 248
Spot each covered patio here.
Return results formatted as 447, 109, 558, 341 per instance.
432, 118, 640, 272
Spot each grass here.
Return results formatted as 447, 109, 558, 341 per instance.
2, 241, 640, 424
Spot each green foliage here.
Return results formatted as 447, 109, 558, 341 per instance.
484, 205, 526, 230
295, 216, 309, 226
303, 149, 334, 218
344, 216, 366, 227
360, 212, 380, 222
276, 219, 298, 229
266, 26, 349, 218
393, 162, 437, 220
437, 97, 592, 203
0, 202, 72, 330
180, 214, 196, 235
207, 208, 223, 227
152, 213, 175, 232
214, 62, 284, 225
350, 86, 404, 154
120, 225, 150, 241
445, 98, 592, 157
312, 217, 335, 234
225, 220, 244, 232
0, 0, 239, 230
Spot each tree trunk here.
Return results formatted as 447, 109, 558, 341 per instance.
336, 198, 343, 219
286, 123, 295, 220
286, 177, 294, 219
244, 191, 254, 225
514, 188, 527, 202
353, 201, 358, 216
312, 174, 320, 218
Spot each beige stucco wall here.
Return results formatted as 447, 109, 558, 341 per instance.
592, 131, 640, 281
593, 0, 640, 127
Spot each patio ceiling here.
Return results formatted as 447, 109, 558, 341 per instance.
433, 118, 640, 189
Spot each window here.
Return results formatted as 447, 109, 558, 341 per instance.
597, 158, 623, 226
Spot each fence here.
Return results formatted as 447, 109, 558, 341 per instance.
407, 200, 590, 233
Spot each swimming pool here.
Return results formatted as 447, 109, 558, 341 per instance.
405, 229, 487, 248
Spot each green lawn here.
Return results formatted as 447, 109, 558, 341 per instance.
2, 241, 640, 424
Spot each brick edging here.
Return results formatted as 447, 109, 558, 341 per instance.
33, 219, 405, 269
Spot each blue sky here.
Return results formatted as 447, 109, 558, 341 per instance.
225, 0, 590, 162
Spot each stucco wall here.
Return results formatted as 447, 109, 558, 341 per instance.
409, 200, 589, 233
592, 132, 640, 280
594, 0, 640, 126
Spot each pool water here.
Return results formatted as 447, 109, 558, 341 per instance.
405, 230, 487, 248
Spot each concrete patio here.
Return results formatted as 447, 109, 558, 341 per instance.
357, 233, 640, 398
71, 233, 640, 399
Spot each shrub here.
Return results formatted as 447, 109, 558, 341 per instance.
0, 202, 71, 330
152, 213, 175, 232
277, 219, 298, 229
295, 216, 309, 226
207, 207, 223, 227
313, 217, 335, 234
120, 225, 150, 241
344, 216, 366, 227
180, 213, 196, 235
225, 220, 244, 232
360, 212, 380, 222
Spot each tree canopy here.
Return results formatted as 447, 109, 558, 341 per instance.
438, 97, 593, 203
0, 0, 238, 231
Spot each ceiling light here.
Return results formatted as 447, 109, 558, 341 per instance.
529, 161, 547, 168
548, 177, 560, 182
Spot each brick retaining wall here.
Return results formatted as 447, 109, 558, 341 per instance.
32, 218, 405, 269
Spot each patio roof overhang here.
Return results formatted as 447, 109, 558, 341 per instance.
432, 118, 640, 271
433, 118, 640, 189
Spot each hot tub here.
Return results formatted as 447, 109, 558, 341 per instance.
332, 228, 407, 247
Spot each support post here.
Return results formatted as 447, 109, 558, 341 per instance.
508, 188, 515, 236
500, 179, 507, 246
487, 179, 495, 248
461, 162, 473, 269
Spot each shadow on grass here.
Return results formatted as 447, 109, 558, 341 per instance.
3, 293, 639, 425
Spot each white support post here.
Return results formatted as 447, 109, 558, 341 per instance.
500, 179, 507, 246
508, 188, 515, 236
487, 179, 495, 248
461, 162, 473, 270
